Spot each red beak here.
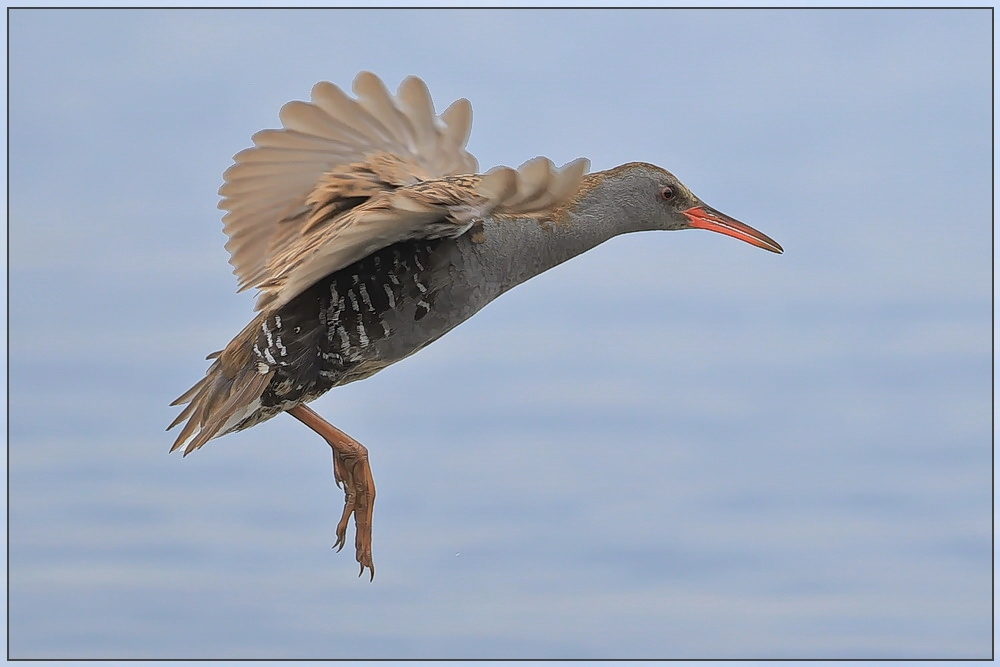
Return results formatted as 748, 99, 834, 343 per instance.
683, 205, 783, 254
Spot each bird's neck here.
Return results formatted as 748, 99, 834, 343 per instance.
477, 173, 637, 294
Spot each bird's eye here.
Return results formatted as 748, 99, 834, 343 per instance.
660, 186, 675, 201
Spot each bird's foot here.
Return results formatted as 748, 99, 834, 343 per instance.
287, 404, 376, 580
331, 443, 376, 580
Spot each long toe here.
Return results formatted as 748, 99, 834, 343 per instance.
350, 456, 377, 580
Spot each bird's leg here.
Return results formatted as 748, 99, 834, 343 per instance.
287, 404, 376, 580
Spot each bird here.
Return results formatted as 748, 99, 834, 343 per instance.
168, 71, 783, 580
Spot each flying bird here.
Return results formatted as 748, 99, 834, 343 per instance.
169, 72, 783, 580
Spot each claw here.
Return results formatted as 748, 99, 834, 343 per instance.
334, 498, 352, 549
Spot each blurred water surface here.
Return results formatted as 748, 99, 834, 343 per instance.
7, 8, 991, 659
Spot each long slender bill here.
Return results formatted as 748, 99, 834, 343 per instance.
683, 205, 783, 254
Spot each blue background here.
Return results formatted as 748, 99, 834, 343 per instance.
7, 8, 992, 659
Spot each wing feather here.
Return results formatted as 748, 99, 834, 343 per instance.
398, 76, 436, 155
486, 157, 592, 216
353, 72, 417, 149
311, 81, 394, 144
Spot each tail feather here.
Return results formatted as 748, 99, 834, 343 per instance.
185, 371, 273, 453
166, 395, 198, 431
168, 318, 275, 455
169, 373, 211, 408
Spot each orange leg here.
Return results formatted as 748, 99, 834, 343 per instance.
287, 404, 376, 580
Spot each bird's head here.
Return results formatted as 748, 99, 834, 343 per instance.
591, 162, 783, 254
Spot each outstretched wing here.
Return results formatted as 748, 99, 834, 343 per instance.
218, 71, 590, 312
221, 71, 479, 297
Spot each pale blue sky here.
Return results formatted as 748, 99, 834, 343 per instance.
7, 8, 992, 659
